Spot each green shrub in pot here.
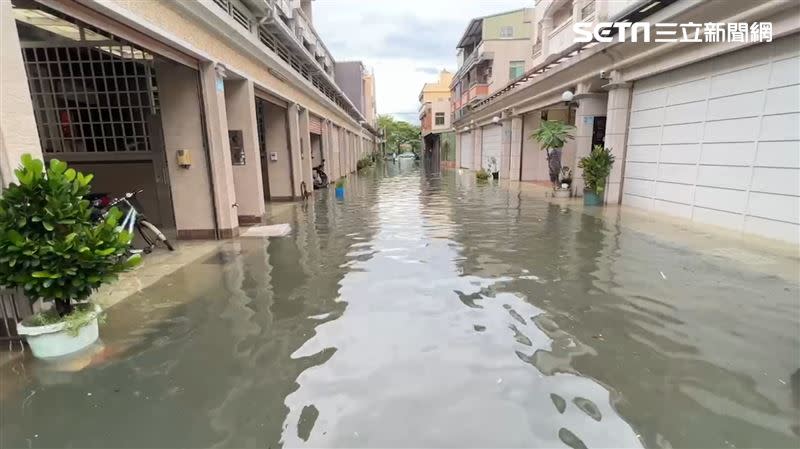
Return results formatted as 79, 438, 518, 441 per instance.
0, 154, 140, 356
475, 169, 490, 181
578, 145, 615, 206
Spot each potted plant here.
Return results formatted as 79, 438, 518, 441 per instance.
530, 120, 575, 191
0, 155, 140, 358
475, 169, 490, 181
578, 145, 615, 206
334, 177, 345, 199
487, 157, 499, 180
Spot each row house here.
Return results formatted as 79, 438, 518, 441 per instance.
419, 69, 454, 168
0, 0, 381, 240
453, 0, 800, 243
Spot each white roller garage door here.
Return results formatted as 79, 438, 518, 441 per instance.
460, 133, 474, 169
481, 125, 502, 171
622, 35, 800, 243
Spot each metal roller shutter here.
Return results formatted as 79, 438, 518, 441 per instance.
309, 114, 322, 135
481, 125, 501, 171
622, 36, 800, 242
460, 133, 473, 169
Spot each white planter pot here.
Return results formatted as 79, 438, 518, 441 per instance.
553, 188, 571, 198
16, 304, 101, 358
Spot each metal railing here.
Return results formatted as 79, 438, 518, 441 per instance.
208, 0, 370, 127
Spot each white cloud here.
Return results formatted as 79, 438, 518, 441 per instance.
313, 0, 528, 122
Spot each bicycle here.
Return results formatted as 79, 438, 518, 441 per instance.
88, 189, 175, 253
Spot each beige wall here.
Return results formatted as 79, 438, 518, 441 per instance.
363, 73, 377, 126
264, 102, 293, 199
521, 112, 546, 181
482, 9, 533, 40
519, 108, 575, 182
430, 99, 452, 132
224, 78, 265, 219
0, 0, 42, 185
200, 62, 239, 233
484, 39, 534, 93
155, 60, 216, 232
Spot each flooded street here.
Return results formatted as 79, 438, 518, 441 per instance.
2, 161, 799, 448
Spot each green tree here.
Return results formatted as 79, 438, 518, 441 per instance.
378, 115, 421, 154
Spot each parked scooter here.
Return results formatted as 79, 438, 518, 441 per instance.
313, 160, 329, 190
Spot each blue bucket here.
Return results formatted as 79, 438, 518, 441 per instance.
335, 187, 345, 199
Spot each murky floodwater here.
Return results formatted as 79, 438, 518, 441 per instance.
2, 161, 799, 448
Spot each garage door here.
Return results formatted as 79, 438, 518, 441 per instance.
460, 133, 474, 169
481, 125, 502, 172
623, 36, 800, 243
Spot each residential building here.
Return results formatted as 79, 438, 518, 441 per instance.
451, 8, 534, 125
453, 0, 800, 244
335, 61, 378, 129
0, 0, 380, 241
419, 70, 454, 168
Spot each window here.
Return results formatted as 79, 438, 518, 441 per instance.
509, 61, 525, 80
435, 113, 445, 125
500, 25, 514, 38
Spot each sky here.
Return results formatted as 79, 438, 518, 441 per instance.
313, 0, 528, 123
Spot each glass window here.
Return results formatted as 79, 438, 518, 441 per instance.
500, 25, 514, 38
435, 113, 445, 125
509, 61, 525, 80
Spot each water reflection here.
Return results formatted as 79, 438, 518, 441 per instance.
0, 162, 797, 449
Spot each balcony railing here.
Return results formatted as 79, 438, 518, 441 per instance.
274, 0, 292, 17
454, 42, 493, 82
467, 83, 489, 103
548, 18, 575, 56
532, 41, 542, 57
292, 7, 333, 74
208, 0, 367, 125
419, 101, 431, 114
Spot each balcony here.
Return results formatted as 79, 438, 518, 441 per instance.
292, 6, 334, 75
274, 0, 292, 18
467, 83, 489, 103
419, 101, 431, 115
454, 42, 493, 82
548, 18, 575, 57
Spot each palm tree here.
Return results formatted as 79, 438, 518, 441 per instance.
530, 120, 575, 188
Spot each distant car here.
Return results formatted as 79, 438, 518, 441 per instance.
399, 152, 416, 159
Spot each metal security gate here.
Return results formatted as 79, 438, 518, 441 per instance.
16, 5, 175, 231
460, 132, 473, 169
481, 125, 501, 171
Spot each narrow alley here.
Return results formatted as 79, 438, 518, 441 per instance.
2, 161, 797, 448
